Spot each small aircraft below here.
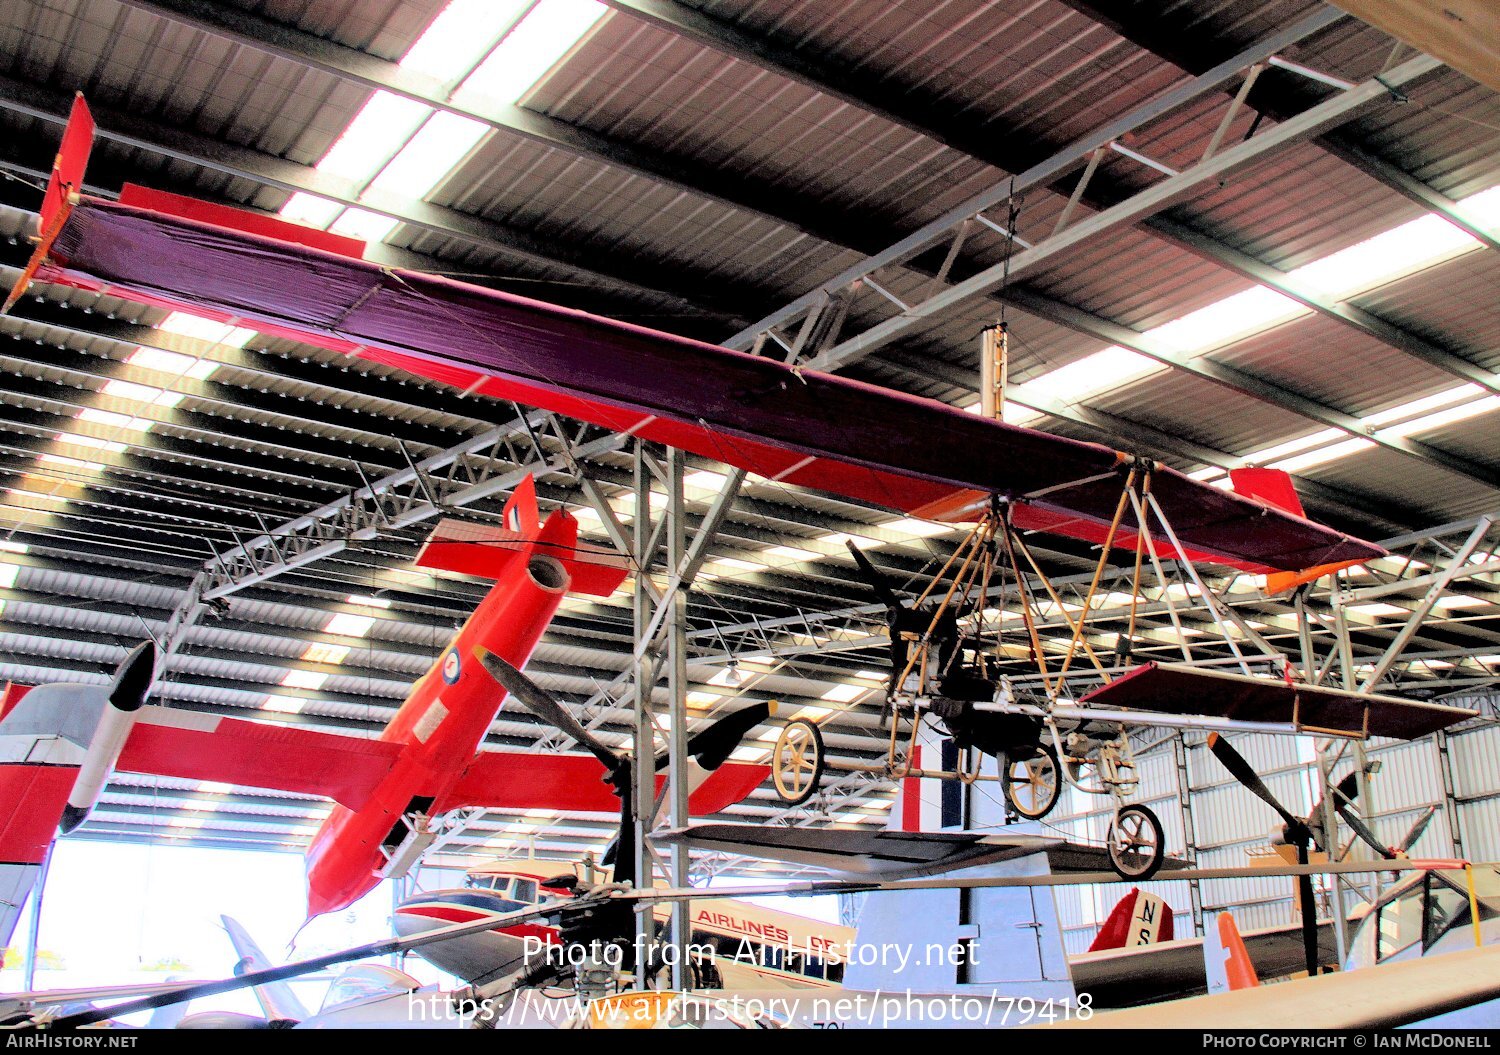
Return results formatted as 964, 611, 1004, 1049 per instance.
0, 474, 771, 945
1057, 861, 1500, 1029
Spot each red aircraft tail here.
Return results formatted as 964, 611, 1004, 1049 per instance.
1088, 887, 1175, 952
414, 476, 629, 597
1230, 468, 1364, 593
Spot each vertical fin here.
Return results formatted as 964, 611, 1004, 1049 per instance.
502, 474, 540, 538
1087, 888, 1174, 951
1232, 469, 1364, 593
1229, 467, 1307, 517
220, 915, 311, 1024
1204, 911, 1260, 993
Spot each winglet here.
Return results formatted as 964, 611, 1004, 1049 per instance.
1204, 911, 1260, 993
3, 94, 93, 315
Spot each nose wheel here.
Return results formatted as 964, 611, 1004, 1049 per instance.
1106, 803, 1165, 880
772, 718, 825, 806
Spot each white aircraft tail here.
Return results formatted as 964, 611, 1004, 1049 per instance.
1204, 911, 1260, 993
221, 914, 311, 1024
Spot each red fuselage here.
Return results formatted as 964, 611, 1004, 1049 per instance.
303, 547, 570, 917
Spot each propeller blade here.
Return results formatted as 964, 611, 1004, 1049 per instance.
599, 761, 637, 889
1306, 771, 1362, 851
844, 540, 903, 611
1207, 734, 1305, 839
1294, 842, 1320, 978
473, 648, 621, 771
1309, 771, 1361, 830
1334, 802, 1397, 860
1398, 805, 1439, 854
109, 640, 156, 712
682, 701, 775, 771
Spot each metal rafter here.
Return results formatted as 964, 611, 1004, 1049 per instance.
1056, 0, 1500, 254
0, 72, 766, 320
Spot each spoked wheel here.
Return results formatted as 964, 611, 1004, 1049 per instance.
772, 718, 825, 805
1002, 743, 1061, 820
1106, 803, 1165, 881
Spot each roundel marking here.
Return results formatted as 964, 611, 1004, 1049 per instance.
442, 647, 462, 685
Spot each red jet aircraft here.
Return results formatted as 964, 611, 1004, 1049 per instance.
0, 476, 769, 941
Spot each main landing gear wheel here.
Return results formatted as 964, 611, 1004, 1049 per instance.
1002, 743, 1061, 820
1106, 803, 1165, 881
772, 718, 825, 805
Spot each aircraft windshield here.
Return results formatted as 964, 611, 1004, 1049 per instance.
319, 965, 420, 1013
463, 874, 540, 903
1365, 869, 1495, 964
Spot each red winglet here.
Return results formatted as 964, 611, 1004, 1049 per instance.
2, 93, 94, 314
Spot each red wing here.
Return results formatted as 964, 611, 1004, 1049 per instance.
118, 708, 402, 810
0, 764, 75, 865
36, 190, 1384, 574
439, 750, 768, 816
1080, 662, 1475, 739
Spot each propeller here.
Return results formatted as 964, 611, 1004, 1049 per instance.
680, 700, 775, 771
1207, 733, 1320, 977
474, 646, 637, 893
472, 648, 772, 888
844, 539, 906, 612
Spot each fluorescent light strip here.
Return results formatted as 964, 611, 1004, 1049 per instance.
324, 613, 377, 637
280, 670, 329, 690
1004, 183, 1500, 472
282, 0, 605, 239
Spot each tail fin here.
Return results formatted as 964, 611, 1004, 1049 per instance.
1088, 887, 1175, 952
221, 914, 311, 1024
1204, 911, 1260, 993
414, 477, 628, 596
1231, 468, 1365, 593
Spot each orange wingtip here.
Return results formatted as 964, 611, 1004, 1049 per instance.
1264, 558, 1364, 594
1215, 913, 1261, 990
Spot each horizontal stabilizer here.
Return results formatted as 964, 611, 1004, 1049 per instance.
416, 515, 628, 596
